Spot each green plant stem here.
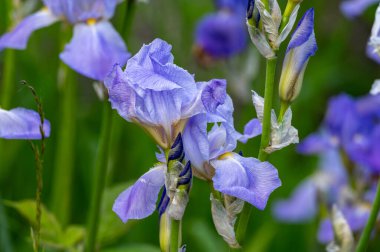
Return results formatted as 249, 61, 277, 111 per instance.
258, 57, 278, 162
50, 23, 76, 226
355, 176, 380, 252
85, 99, 113, 252
51, 63, 76, 226
280, 1, 297, 32
170, 219, 180, 252
278, 101, 289, 123
233, 57, 278, 250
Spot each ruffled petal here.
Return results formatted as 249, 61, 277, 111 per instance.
0, 9, 59, 51
272, 180, 318, 222
0, 108, 51, 139
60, 21, 130, 80
201, 79, 227, 113
212, 153, 281, 210
238, 118, 262, 143
112, 164, 166, 223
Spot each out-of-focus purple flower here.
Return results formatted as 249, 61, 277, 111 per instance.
0, 0, 129, 80
341, 0, 379, 19
273, 150, 347, 222
193, 0, 248, 62
342, 94, 380, 173
183, 93, 281, 210
297, 94, 355, 154
367, 4, 380, 63
279, 8, 318, 103
317, 205, 370, 244
0, 107, 50, 139
105, 38, 227, 149
195, 12, 247, 60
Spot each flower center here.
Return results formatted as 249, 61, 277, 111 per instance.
86, 18, 97, 26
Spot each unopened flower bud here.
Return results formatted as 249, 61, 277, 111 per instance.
279, 8, 317, 103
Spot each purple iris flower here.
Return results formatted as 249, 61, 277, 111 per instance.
297, 94, 355, 154
105, 38, 227, 149
367, 5, 380, 64
182, 94, 281, 210
342, 94, 380, 173
194, 0, 247, 61
318, 205, 370, 244
0, 0, 130, 80
340, 0, 379, 19
273, 150, 347, 222
0, 107, 50, 139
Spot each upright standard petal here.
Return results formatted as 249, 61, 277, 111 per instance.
60, 21, 130, 80
212, 153, 281, 210
273, 180, 318, 222
340, 0, 379, 19
278, 8, 317, 102
0, 9, 59, 51
112, 164, 166, 223
0, 108, 51, 139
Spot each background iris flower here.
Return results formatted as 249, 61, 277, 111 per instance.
0, 0, 130, 80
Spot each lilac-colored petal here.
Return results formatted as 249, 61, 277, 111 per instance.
367, 42, 380, 64
342, 206, 370, 232
126, 39, 195, 91
216, 0, 247, 14
104, 64, 136, 122
297, 132, 336, 154
272, 180, 318, 222
60, 21, 129, 80
367, 6, 380, 63
239, 118, 262, 143
318, 218, 334, 244
0, 9, 59, 51
112, 164, 166, 223
340, 0, 378, 19
201, 79, 227, 113
324, 94, 355, 136
212, 153, 281, 210
0, 108, 51, 139
195, 12, 247, 59
43, 0, 122, 23
183, 115, 210, 175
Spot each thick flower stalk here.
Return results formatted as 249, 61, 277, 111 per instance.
0, 0, 130, 80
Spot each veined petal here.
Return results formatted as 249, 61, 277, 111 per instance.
0, 9, 59, 51
104, 64, 136, 122
201, 79, 227, 113
0, 108, 51, 139
279, 8, 317, 102
212, 153, 281, 210
238, 118, 262, 143
340, 0, 379, 19
272, 180, 318, 222
112, 164, 166, 223
60, 21, 130, 80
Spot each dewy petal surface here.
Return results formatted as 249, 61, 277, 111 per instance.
0, 9, 59, 51
212, 153, 281, 210
0, 108, 51, 139
60, 21, 130, 80
112, 164, 166, 223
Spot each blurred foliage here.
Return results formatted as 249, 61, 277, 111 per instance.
0, 0, 379, 251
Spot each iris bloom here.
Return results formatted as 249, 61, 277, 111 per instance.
182, 93, 281, 210
367, 4, 380, 64
105, 38, 227, 149
0, 107, 50, 139
0, 0, 130, 80
341, 0, 379, 19
194, 0, 248, 61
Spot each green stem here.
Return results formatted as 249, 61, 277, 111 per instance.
355, 177, 380, 252
85, 99, 113, 252
258, 57, 278, 162
234, 57, 278, 249
170, 219, 180, 252
279, 1, 298, 32
51, 62, 76, 226
278, 101, 289, 123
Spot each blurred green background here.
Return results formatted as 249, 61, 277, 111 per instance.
0, 0, 379, 251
